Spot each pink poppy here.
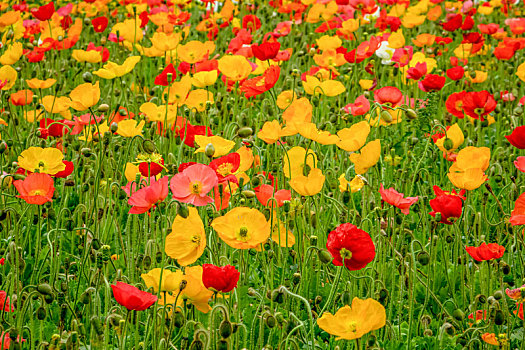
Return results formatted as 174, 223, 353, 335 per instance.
379, 184, 419, 215
374, 86, 403, 107
515, 157, 525, 173
128, 177, 169, 214
343, 95, 370, 116
170, 164, 218, 206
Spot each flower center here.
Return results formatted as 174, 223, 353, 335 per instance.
348, 321, 357, 333
29, 189, 43, 196
190, 181, 202, 195
236, 226, 250, 242
191, 235, 201, 245
340, 248, 353, 260
217, 163, 234, 177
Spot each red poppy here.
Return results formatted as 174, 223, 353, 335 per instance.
442, 14, 463, 32
111, 281, 158, 311
445, 91, 466, 118
53, 161, 74, 178
240, 66, 280, 98
343, 95, 370, 116
379, 184, 419, 215
87, 42, 109, 62
213, 184, 231, 211
511, 193, 525, 226
31, 2, 55, 21
39, 118, 72, 138
478, 23, 499, 35
429, 186, 465, 224
515, 157, 525, 173
251, 41, 281, 61
154, 64, 176, 86
128, 177, 169, 214
60, 15, 72, 30
0, 291, 14, 312
10, 90, 34, 106
0, 331, 25, 350
242, 15, 261, 32
461, 15, 474, 31
465, 243, 505, 262
326, 223, 376, 271
461, 91, 497, 121
344, 37, 380, 63
138, 156, 164, 177
418, 74, 446, 92
177, 124, 213, 147
209, 153, 240, 184
13, 173, 55, 205
374, 86, 403, 107
254, 184, 291, 208
506, 126, 525, 149
92, 16, 109, 33
202, 264, 240, 293
446, 66, 464, 81
406, 62, 427, 81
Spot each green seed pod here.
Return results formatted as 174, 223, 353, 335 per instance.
380, 110, 393, 123
217, 339, 228, 350
37, 283, 53, 296
493, 291, 503, 300
173, 310, 185, 328
219, 320, 233, 338
265, 314, 276, 328
318, 249, 332, 264
405, 108, 417, 120
36, 306, 46, 320
242, 190, 255, 198
417, 251, 430, 266
91, 316, 104, 335
292, 273, 301, 285
271, 289, 285, 304
494, 309, 505, 325
97, 104, 109, 113
205, 143, 215, 157
82, 72, 93, 83
189, 339, 204, 350
238, 127, 253, 138
341, 291, 352, 305
443, 138, 454, 150
477, 294, 487, 304
178, 204, 189, 218
452, 309, 464, 321
142, 140, 157, 154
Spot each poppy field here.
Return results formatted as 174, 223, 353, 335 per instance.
1, 0, 525, 349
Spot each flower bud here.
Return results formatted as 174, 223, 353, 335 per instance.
380, 110, 393, 123
452, 309, 464, 321
178, 204, 189, 219
37, 283, 53, 296
318, 249, 332, 264
494, 309, 505, 325
205, 143, 215, 157
443, 138, 454, 151
265, 314, 276, 328
219, 320, 233, 338
142, 140, 157, 154
417, 251, 430, 266
82, 72, 93, 83
405, 108, 417, 119
97, 104, 109, 113
37, 306, 46, 320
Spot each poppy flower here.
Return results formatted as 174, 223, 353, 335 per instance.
209, 153, 240, 183
445, 91, 466, 118
418, 74, 446, 92
429, 186, 465, 224
406, 62, 427, 81
374, 86, 403, 107
254, 184, 290, 207
202, 264, 240, 293
317, 298, 385, 340
342, 95, 371, 116
0, 331, 25, 350
13, 173, 55, 205
515, 157, 525, 173
240, 66, 280, 98
111, 281, 157, 311
31, 2, 55, 21
461, 91, 497, 121
289, 168, 325, 196
506, 284, 525, 302
211, 207, 270, 249
446, 66, 464, 81
242, 15, 261, 32
69, 82, 101, 111
91, 16, 108, 32
251, 41, 281, 61
326, 223, 375, 271
337, 121, 370, 152
0, 291, 14, 312
18, 147, 65, 175
141, 268, 180, 293
194, 135, 235, 158
511, 193, 525, 226
137, 153, 164, 177
349, 139, 381, 174
465, 243, 505, 262
506, 126, 525, 149
154, 64, 176, 86
39, 118, 72, 138
170, 164, 218, 206
178, 124, 213, 148
128, 176, 169, 214
53, 160, 74, 178
10, 89, 33, 106
165, 207, 206, 266
379, 184, 419, 215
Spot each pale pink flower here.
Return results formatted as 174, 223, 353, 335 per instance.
170, 164, 218, 206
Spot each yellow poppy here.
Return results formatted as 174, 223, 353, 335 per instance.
0, 42, 23, 65
302, 76, 345, 97
116, 119, 146, 138
178, 40, 215, 64
165, 207, 206, 266
296, 122, 339, 145
317, 297, 386, 340
0, 65, 17, 90
288, 168, 325, 196
18, 147, 66, 175
26, 78, 56, 89
194, 135, 235, 157
336, 121, 371, 152
218, 55, 252, 82
185, 89, 214, 112
69, 82, 101, 111
434, 124, 464, 152
282, 97, 313, 124
42, 95, 71, 114
72, 49, 102, 64
141, 268, 180, 293
192, 70, 218, 88
257, 120, 282, 144
283, 147, 317, 179
93, 56, 141, 79
339, 174, 365, 193
349, 139, 381, 175
211, 207, 270, 249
